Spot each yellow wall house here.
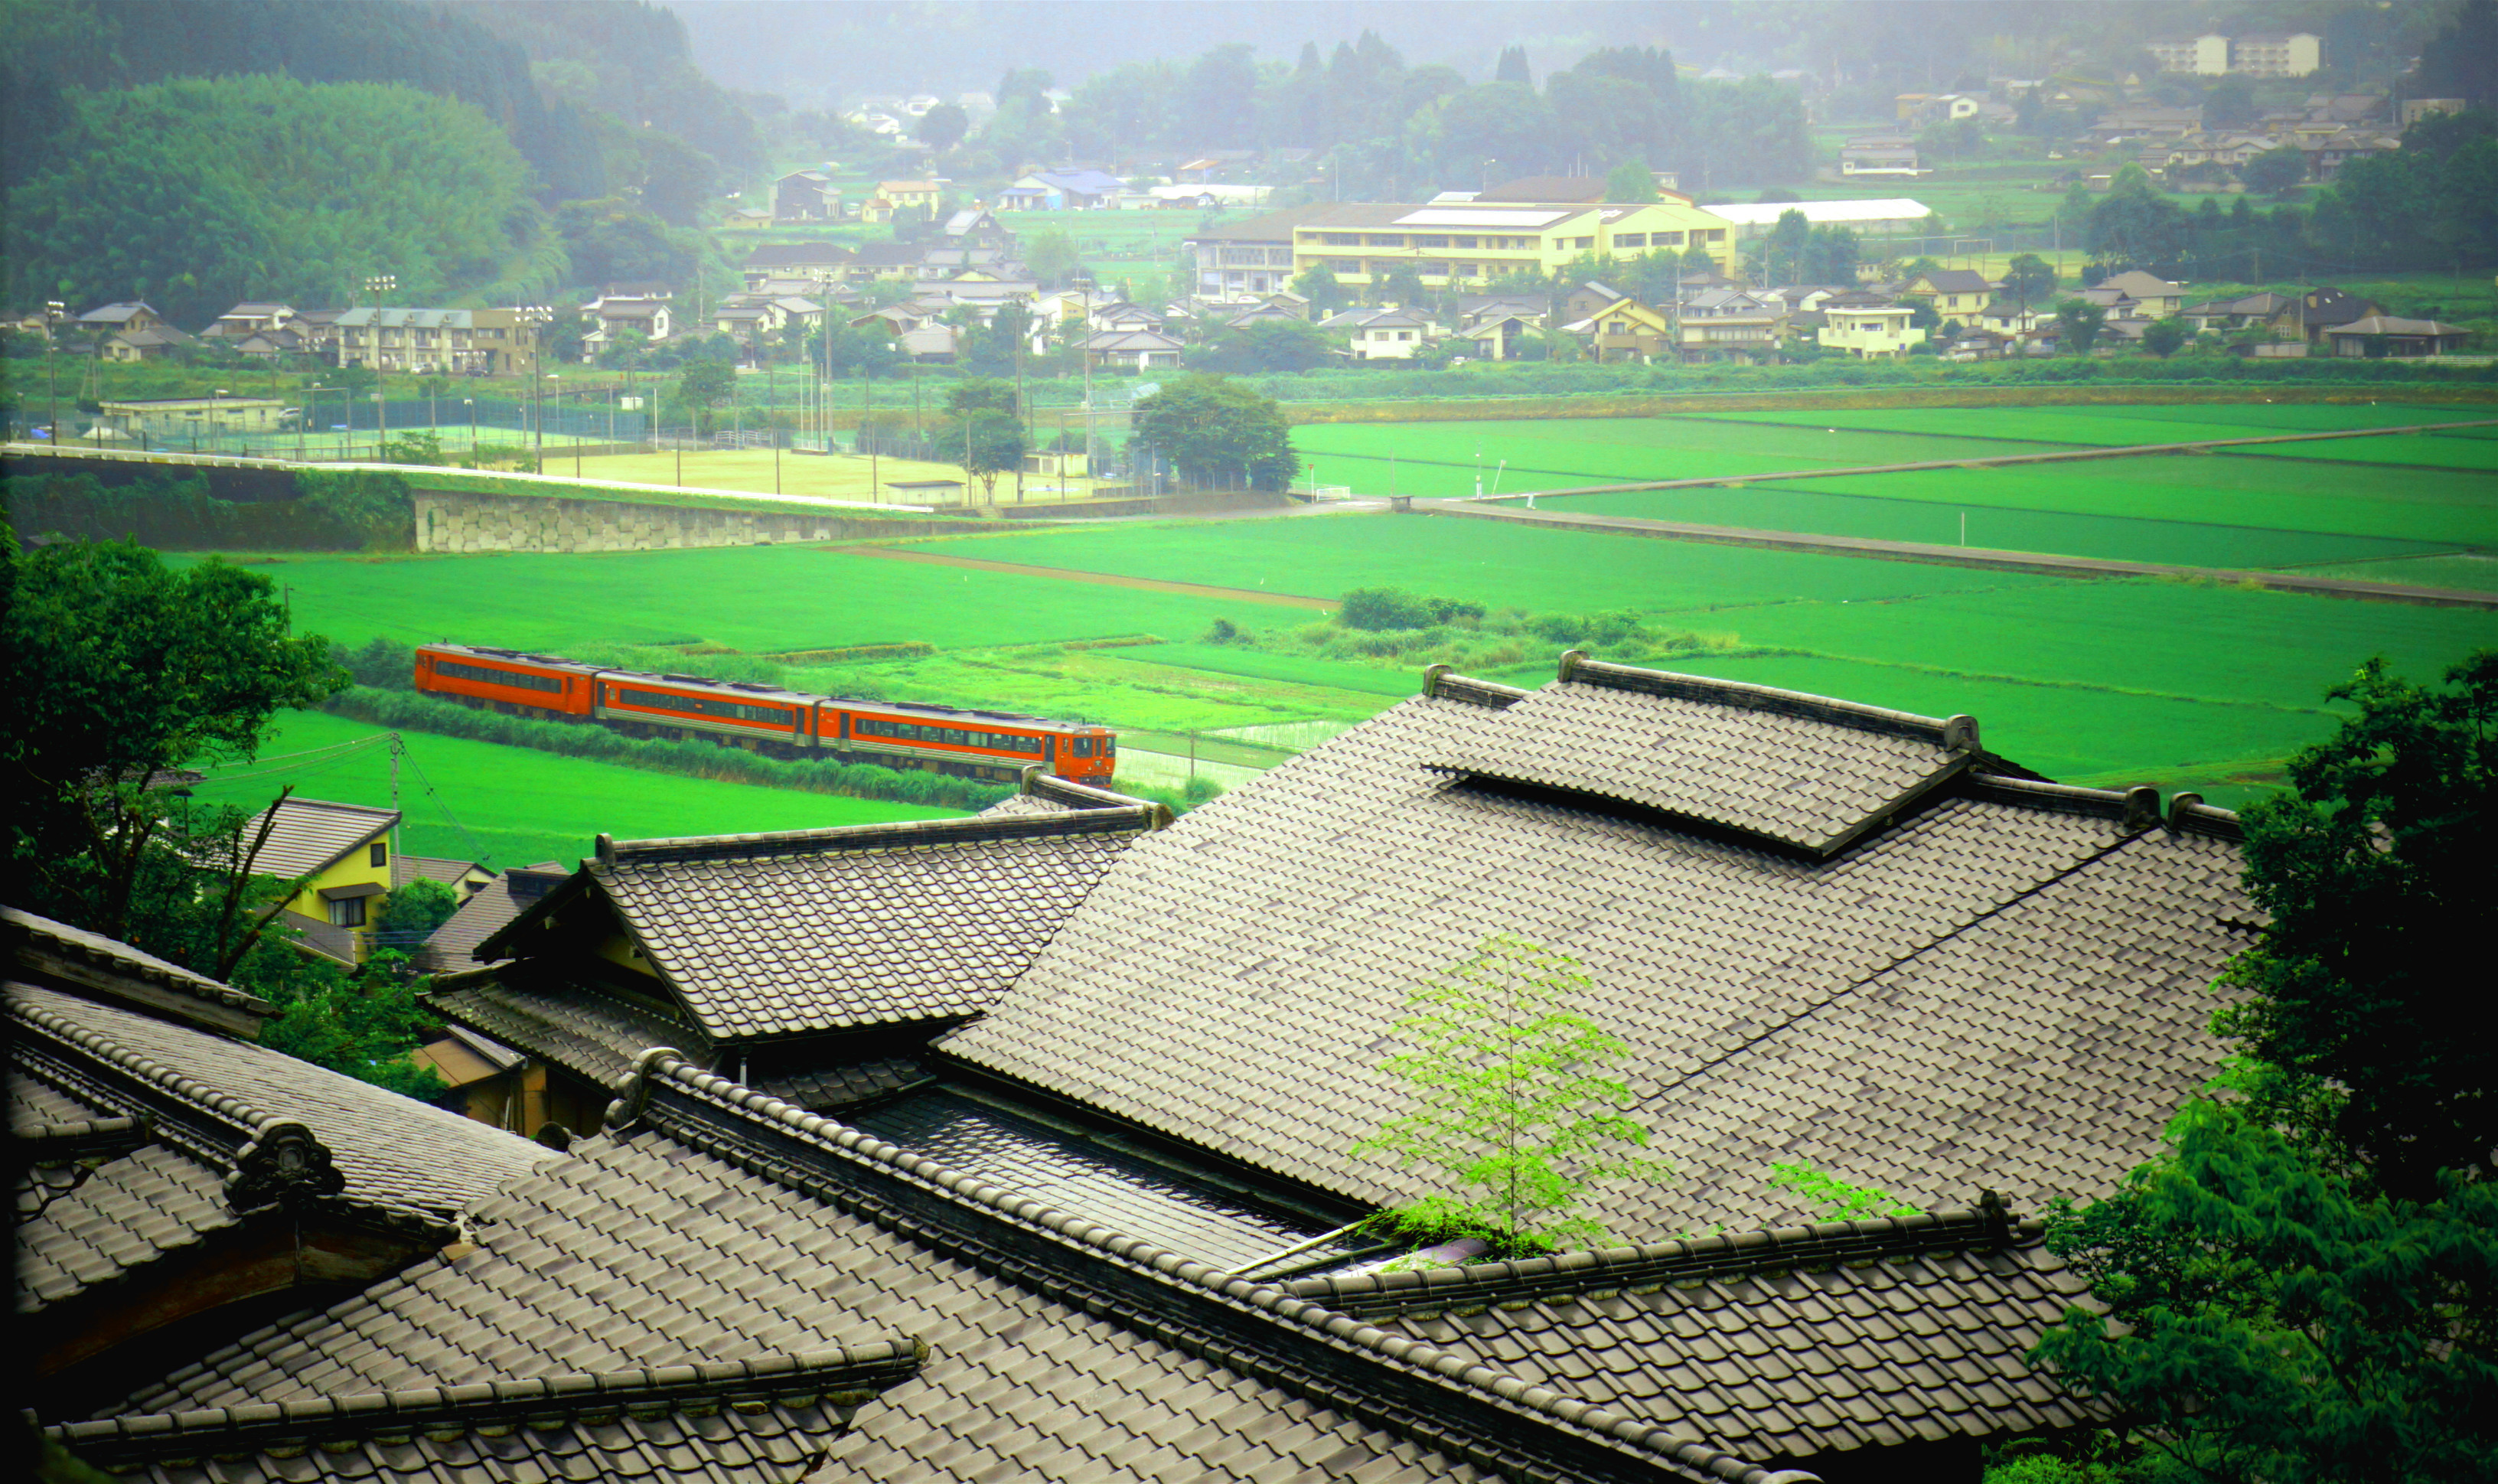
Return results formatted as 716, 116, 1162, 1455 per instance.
1292, 200, 1734, 291
1823, 304, 1926, 360
244, 797, 400, 965
1564, 296, 1676, 362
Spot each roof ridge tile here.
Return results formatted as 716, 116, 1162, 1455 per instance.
45, 1341, 921, 1464
1551, 654, 1979, 751
596, 801, 1162, 867
5, 906, 274, 1021
615, 1053, 1819, 1484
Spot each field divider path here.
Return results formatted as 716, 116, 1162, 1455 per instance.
1422, 502, 2498, 609
1461, 416, 2498, 501
822, 544, 1336, 608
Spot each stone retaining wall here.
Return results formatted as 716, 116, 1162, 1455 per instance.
413, 490, 998, 553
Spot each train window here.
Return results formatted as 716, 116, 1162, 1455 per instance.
1071, 737, 1091, 757
432, 659, 564, 693
613, 687, 794, 726
855, 717, 1045, 755
1102, 736, 1115, 756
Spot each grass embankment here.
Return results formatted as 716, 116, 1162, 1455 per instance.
192, 707, 957, 869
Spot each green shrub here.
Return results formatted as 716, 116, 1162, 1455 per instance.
1339, 587, 1435, 631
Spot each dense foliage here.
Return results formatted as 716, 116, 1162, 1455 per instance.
1133, 374, 1299, 489
5, 75, 546, 325
2035, 654, 2498, 1482
985, 32, 1807, 194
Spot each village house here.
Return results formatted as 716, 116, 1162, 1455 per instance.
1082, 327, 1185, 370
1822, 302, 1927, 359
1561, 295, 1675, 361
1899, 268, 1997, 319
1319, 305, 1438, 360
1000, 168, 1123, 210
1702, 196, 1936, 243
738, 242, 856, 292
2092, 269, 2189, 318
1453, 309, 1542, 360
1184, 207, 1305, 296
95, 394, 289, 442
2322, 315, 2471, 357
771, 168, 841, 222
1839, 135, 1926, 177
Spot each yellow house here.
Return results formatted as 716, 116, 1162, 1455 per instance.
1822, 304, 1926, 360
1290, 200, 1734, 291
241, 797, 491, 966
881, 181, 942, 214
1563, 296, 1676, 362
1898, 269, 1994, 319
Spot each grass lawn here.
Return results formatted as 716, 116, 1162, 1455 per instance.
201, 546, 1315, 655
787, 645, 1390, 735
191, 707, 954, 869
2281, 554, 2498, 592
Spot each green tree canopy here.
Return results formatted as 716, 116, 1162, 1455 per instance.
2055, 298, 2108, 354
1185, 320, 1337, 374
1133, 374, 1300, 490
2241, 145, 2310, 197
1, 539, 342, 940
916, 102, 969, 151
2001, 252, 2059, 310
4, 73, 548, 327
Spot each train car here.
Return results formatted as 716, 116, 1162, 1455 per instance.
827, 698, 1116, 788
411, 642, 1119, 785
415, 644, 600, 719
592, 669, 819, 752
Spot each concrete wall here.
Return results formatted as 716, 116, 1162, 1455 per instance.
413, 490, 1002, 553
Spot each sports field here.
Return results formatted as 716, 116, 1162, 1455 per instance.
553, 447, 1111, 506
188, 707, 954, 869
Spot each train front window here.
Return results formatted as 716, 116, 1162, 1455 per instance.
1071, 737, 1092, 758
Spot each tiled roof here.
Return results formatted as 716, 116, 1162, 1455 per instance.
941, 664, 2251, 1238
54, 1345, 918, 1483
232, 797, 395, 880
1431, 657, 1998, 856
112, 1055, 1861, 1483
416, 863, 567, 972
8, 983, 549, 1230
1288, 1210, 2099, 1463
429, 970, 708, 1091
5, 905, 272, 1031
12, 1066, 235, 1312
509, 805, 1163, 1043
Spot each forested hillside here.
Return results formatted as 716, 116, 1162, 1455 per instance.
0, 0, 752, 320
5, 77, 549, 325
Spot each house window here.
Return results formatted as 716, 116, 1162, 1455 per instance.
369, 841, 388, 867
1327, 259, 1359, 275
1616, 233, 1647, 249
1322, 233, 1359, 246
1455, 263, 1479, 277
1573, 236, 1594, 249
1414, 236, 1450, 249
1453, 236, 1478, 249
1366, 235, 1404, 247
328, 895, 367, 928
1397, 331, 1414, 341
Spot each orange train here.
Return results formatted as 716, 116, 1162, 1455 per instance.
413, 644, 1118, 788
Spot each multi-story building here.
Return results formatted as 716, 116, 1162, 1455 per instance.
1288, 200, 1734, 293
2144, 31, 2320, 77
332, 307, 530, 375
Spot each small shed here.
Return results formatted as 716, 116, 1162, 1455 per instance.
885, 478, 965, 505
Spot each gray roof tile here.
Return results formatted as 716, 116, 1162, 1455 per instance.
941, 668, 2250, 1238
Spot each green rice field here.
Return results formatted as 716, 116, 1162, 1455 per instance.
1293, 408, 2498, 570
191, 398, 2498, 833
188, 707, 953, 869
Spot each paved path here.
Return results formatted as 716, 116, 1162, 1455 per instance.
1423, 501, 2498, 609
1463, 416, 2498, 504
823, 545, 1336, 609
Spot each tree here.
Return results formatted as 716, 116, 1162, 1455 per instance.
1494, 44, 1532, 88
2140, 316, 2190, 357
2054, 298, 2107, 354
916, 102, 968, 152
941, 409, 1026, 501
1292, 265, 1348, 315
373, 879, 460, 957
1185, 319, 1335, 373
2216, 654, 2497, 1194
675, 358, 735, 433
2033, 654, 2498, 1481
0, 539, 342, 942
1373, 262, 1427, 305
2001, 252, 2059, 312
1133, 374, 1299, 490
2203, 75, 2258, 131
1352, 933, 1668, 1255
1596, 161, 1658, 205
1026, 229, 1083, 289
2241, 145, 2309, 197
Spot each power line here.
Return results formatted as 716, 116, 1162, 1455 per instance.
389, 733, 498, 868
